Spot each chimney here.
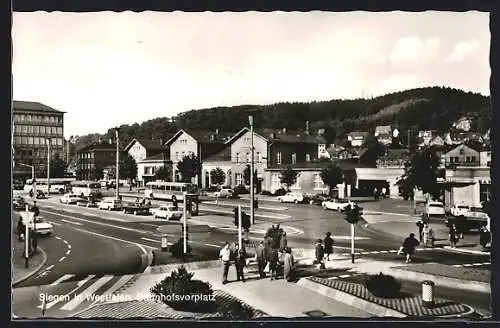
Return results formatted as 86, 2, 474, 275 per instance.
305, 121, 310, 135
215, 128, 219, 135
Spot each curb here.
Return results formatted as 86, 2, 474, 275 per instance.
12, 246, 47, 286
441, 246, 490, 256
144, 260, 222, 275
380, 267, 490, 294
297, 278, 407, 318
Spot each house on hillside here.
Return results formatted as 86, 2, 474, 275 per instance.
165, 129, 232, 185
347, 131, 369, 147
442, 144, 480, 168
417, 130, 436, 147
136, 153, 171, 187
124, 138, 167, 185
452, 116, 472, 132
480, 147, 491, 167
376, 149, 410, 169
374, 125, 393, 146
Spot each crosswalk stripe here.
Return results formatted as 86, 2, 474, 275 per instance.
50, 274, 75, 286
60, 275, 114, 311
39, 275, 96, 310
452, 264, 461, 267
95, 275, 133, 301
462, 264, 473, 267
61, 219, 83, 226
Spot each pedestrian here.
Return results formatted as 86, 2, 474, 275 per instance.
31, 201, 40, 217
479, 226, 491, 250
283, 247, 295, 282
172, 198, 178, 210
324, 232, 334, 261
17, 217, 24, 241
315, 239, 325, 269
422, 223, 431, 247
401, 233, 419, 263
235, 247, 247, 282
416, 219, 425, 242
219, 242, 231, 284
268, 248, 279, 280
373, 187, 378, 200
381, 187, 387, 199
255, 240, 267, 278
279, 231, 288, 252
449, 224, 459, 248
455, 215, 466, 239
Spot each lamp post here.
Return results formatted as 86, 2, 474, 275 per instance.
115, 128, 120, 200
46, 138, 51, 196
19, 163, 36, 199
249, 115, 255, 225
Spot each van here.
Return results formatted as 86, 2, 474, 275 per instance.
425, 201, 445, 217
98, 198, 122, 211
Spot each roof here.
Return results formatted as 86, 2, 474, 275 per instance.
13, 100, 65, 114
204, 146, 232, 162
225, 127, 326, 145
124, 138, 164, 152
444, 143, 480, 155
76, 142, 120, 153
165, 129, 232, 145
266, 160, 370, 171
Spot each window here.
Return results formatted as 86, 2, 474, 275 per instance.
52, 127, 57, 135
277, 152, 282, 165
291, 153, 297, 165
15, 136, 21, 144
480, 184, 491, 203
57, 127, 63, 135
22, 137, 28, 144
459, 148, 465, 155
27, 125, 33, 133
314, 173, 325, 190
235, 173, 243, 186
271, 173, 281, 191
40, 126, 45, 134
466, 156, 471, 162
34, 126, 39, 134
306, 153, 311, 162
471, 156, 476, 163
257, 152, 262, 164
244, 137, 251, 143
34, 137, 39, 145
181, 151, 185, 158
236, 153, 241, 163
175, 152, 179, 161
58, 138, 63, 146
21, 125, 27, 133
487, 161, 491, 167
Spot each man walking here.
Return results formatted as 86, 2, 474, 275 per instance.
324, 232, 334, 261
401, 233, 419, 263
416, 219, 425, 242
255, 241, 267, 278
17, 216, 25, 241
219, 242, 231, 284
235, 247, 247, 282
315, 239, 325, 269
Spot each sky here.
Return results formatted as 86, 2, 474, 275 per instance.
12, 11, 490, 138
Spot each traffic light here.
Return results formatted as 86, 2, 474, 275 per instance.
233, 207, 239, 227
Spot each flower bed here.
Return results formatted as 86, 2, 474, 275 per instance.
308, 275, 472, 317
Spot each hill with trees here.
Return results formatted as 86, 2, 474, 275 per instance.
71, 86, 491, 150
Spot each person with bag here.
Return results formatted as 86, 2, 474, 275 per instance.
219, 242, 231, 284
324, 232, 334, 261
422, 223, 431, 247
401, 233, 419, 263
268, 248, 279, 280
283, 247, 295, 282
235, 247, 247, 282
315, 239, 325, 269
255, 240, 267, 278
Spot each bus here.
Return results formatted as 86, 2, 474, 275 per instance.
70, 180, 102, 198
24, 178, 76, 195
144, 181, 198, 201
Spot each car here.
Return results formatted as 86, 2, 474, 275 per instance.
425, 201, 446, 217
59, 193, 82, 204
276, 192, 304, 204
77, 197, 98, 208
308, 194, 331, 205
98, 198, 123, 211
29, 189, 46, 199
19, 214, 54, 236
122, 202, 150, 215
450, 204, 470, 217
322, 198, 355, 212
466, 206, 489, 220
151, 205, 183, 220
214, 188, 235, 198
13, 196, 27, 210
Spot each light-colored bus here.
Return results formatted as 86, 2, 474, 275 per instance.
24, 178, 75, 195
144, 181, 198, 201
70, 180, 102, 198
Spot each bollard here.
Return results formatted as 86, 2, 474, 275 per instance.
161, 234, 169, 252
422, 280, 435, 308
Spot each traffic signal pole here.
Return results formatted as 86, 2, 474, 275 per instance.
183, 191, 187, 254
238, 205, 242, 250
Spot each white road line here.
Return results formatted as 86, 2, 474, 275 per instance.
484, 262, 491, 265
452, 264, 462, 267
63, 240, 69, 244
50, 274, 75, 286
472, 263, 484, 266
379, 251, 389, 253
329, 277, 339, 280
462, 264, 473, 267
66, 250, 71, 256
95, 275, 133, 302
140, 223, 159, 227
61, 275, 115, 311
203, 243, 221, 248
140, 237, 160, 243
45, 264, 55, 271
39, 275, 95, 309
370, 251, 380, 254
67, 244, 71, 249
52, 222, 62, 226
58, 256, 66, 262
61, 219, 83, 226
339, 274, 351, 278
55, 236, 62, 240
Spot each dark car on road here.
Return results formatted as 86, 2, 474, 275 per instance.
122, 201, 151, 215
445, 215, 487, 233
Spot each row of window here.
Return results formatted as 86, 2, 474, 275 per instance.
447, 156, 477, 163
269, 172, 326, 190
79, 153, 94, 159
13, 114, 62, 124
144, 166, 155, 175
78, 163, 95, 169
235, 152, 263, 164
14, 125, 63, 136
14, 136, 64, 146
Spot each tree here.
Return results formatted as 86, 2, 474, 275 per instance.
120, 154, 138, 190
210, 167, 226, 186
89, 164, 104, 181
397, 147, 442, 202
320, 163, 344, 195
279, 166, 298, 190
177, 153, 201, 183
49, 156, 67, 178
243, 164, 258, 186
154, 166, 171, 181
322, 126, 337, 145
344, 204, 363, 263
361, 135, 387, 167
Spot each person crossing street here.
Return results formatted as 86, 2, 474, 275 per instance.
219, 242, 231, 284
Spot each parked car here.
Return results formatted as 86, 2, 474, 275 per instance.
450, 204, 470, 217
98, 198, 123, 211
466, 206, 489, 220
322, 198, 355, 212
214, 188, 235, 198
425, 201, 446, 217
151, 205, 183, 220
29, 189, 46, 199
122, 201, 151, 215
445, 215, 487, 232
20, 216, 54, 236
77, 197, 98, 208
13, 196, 27, 210
59, 193, 82, 204
276, 192, 304, 204
308, 194, 331, 205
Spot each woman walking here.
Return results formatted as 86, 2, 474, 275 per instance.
315, 239, 325, 269
269, 248, 279, 281
283, 247, 295, 282
449, 224, 459, 248
324, 232, 334, 261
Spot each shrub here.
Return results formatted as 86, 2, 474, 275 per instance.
170, 238, 192, 258
273, 188, 287, 196
365, 273, 401, 298
217, 299, 254, 319
233, 185, 249, 195
206, 186, 219, 192
150, 266, 216, 312
260, 190, 272, 196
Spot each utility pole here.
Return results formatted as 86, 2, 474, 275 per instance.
47, 138, 51, 195
238, 205, 242, 250
183, 191, 187, 254
24, 204, 30, 268
115, 128, 120, 200
249, 115, 255, 225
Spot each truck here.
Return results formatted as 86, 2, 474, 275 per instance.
122, 201, 151, 215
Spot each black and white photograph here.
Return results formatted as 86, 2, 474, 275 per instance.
11, 10, 492, 320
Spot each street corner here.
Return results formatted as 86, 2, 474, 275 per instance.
12, 246, 48, 287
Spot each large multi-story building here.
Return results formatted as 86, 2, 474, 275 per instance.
12, 101, 65, 181
76, 140, 119, 180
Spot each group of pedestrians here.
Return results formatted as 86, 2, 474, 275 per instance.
314, 232, 335, 269
416, 219, 434, 247
218, 242, 248, 284
16, 201, 39, 256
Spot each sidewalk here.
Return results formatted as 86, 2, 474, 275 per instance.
11, 235, 47, 285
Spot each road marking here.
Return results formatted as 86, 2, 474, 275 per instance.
66, 250, 71, 256
339, 274, 351, 278
39, 275, 96, 310
379, 250, 389, 253
61, 275, 114, 311
140, 223, 159, 227
452, 264, 461, 267
45, 264, 55, 271
55, 236, 62, 240
203, 243, 221, 248
462, 264, 473, 267
61, 219, 83, 226
93, 275, 134, 303
329, 276, 339, 280
141, 237, 159, 243
59, 256, 66, 262
63, 240, 69, 245
50, 274, 75, 286
52, 222, 62, 226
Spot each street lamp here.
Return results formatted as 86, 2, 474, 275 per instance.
249, 115, 255, 225
46, 138, 52, 196
19, 163, 36, 199
115, 128, 120, 200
